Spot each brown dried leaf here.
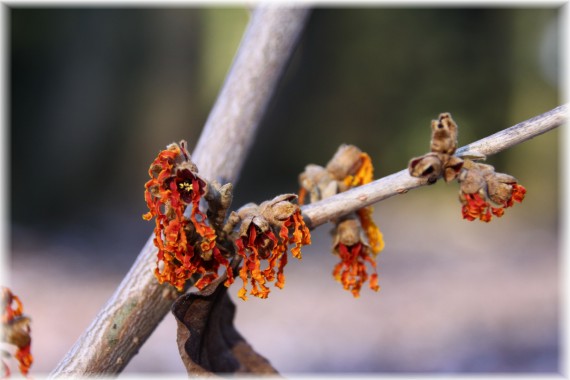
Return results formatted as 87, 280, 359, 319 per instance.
172, 274, 279, 376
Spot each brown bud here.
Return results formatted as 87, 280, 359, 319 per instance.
430, 113, 458, 154
408, 152, 442, 184
486, 172, 517, 205
259, 194, 299, 225
332, 217, 367, 249
204, 180, 233, 230
457, 162, 487, 194
442, 155, 464, 182
299, 165, 338, 203
2, 316, 31, 349
325, 144, 364, 181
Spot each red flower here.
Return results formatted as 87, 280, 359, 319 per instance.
298, 145, 385, 296
509, 183, 527, 206
459, 162, 527, 223
460, 192, 492, 222
143, 141, 233, 291
2, 287, 32, 377
234, 195, 311, 301
332, 242, 380, 298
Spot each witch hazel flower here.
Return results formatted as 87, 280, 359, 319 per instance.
1, 287, 32, 378
231, 194, 311, 301
143, 140, 233, 291
458, 161, 526, 223
299, 144, 384, 297
332, 217, 380, 297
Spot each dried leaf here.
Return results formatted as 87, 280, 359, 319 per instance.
172, 274, 279, 376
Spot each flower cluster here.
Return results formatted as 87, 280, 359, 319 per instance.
230, 194, 311, 300
299, 144, 384, 297
408, 113, 526, 222
143, 141, 233, 291
458, 161, 526, 222
1, 287, 32, 377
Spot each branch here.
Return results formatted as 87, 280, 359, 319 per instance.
50, 6, 310, 377
301, 104, 567, 228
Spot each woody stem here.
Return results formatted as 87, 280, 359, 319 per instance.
301, 104, 567, 229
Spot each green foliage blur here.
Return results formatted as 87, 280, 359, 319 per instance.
11, 7, 560, 235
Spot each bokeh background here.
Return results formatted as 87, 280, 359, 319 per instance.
8, 6, 562, 376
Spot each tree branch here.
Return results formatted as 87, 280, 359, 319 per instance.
301, 104, 567, 228
50, 6, 310, 377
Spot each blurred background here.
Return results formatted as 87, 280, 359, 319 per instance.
8, 6, 562, 376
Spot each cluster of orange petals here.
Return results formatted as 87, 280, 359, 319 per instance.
2, 287, 32, 377
143, 142, 233, 291
333, 242, 380, 298
338, 153, 384, 297
235, 209, 310, 301
461, 183, 526, 223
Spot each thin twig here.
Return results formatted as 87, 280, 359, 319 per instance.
50, 6, 310, 377
301, 104, 567, 229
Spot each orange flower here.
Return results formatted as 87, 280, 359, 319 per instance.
234, 195, 311, 301
2, 287, 33, 377
508, 183, 527, 206
343, 152, 374, 187
298, 145, 384, 296
356, 207, 384, 254
459, 162, 527, 223
143, 141, 233, 291
332, 218, 380, 297
333, 242, 380, 298
460, 192, 491, 222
